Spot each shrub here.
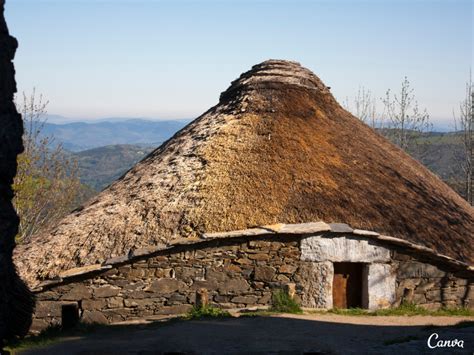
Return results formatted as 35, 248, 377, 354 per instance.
187, 305, 231, 319
271, 290, 302, 314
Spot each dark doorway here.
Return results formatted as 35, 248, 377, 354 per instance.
332, 263, 363, 308
61, 303, 79, 329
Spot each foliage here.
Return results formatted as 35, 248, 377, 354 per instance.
13, 90, 91, 242
270, 290, 302, 314
187, 305, 231, 319
453, 76, 473, 205
74, 144, 154, 191
321, 303, 474, 317
381, 76, 432, 153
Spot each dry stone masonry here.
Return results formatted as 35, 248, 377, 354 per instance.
29, 225, 473, 332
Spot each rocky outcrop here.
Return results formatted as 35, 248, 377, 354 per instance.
0, 0, 33, 344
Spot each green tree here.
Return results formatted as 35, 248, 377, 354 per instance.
13, 90, 89, 242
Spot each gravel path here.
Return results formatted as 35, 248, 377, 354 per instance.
22, 314, 473, 354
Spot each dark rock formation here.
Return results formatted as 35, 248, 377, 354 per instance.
0, 0, 33, 346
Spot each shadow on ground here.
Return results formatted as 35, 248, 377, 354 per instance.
20, 315, 473, 355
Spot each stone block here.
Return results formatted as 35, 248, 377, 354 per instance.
367, 263, 396, 310
82, 310, 108, 324
254, 266, 276, 282
102, 309, 128, 322
214, 295, 229, 303
258, 293, 272, 304
276, 275, 290, 283
224, 264, 242, 273
129, 268, 145, 278
279, 264, 297, 274
61, 285, 92, 301
301, 235, 390, 262
146, 278, 185, 294
218, 279, 250, 294
82, 299, 107, 310
398, 278, 421, 290
127, 290, 150, 299
168, 293, 187, 303
30, 318, 49, 333
231, 295, 258, 304
123, 281, 145, 291
413, 293, 426, 304
236, 258, 252, 265
36, 291, 61, 301
416, 281, 436, 293
299, 261, 333, 308
94, 286, 121, 298
397, 262, 446, 279
175, 266, 203, 281
248, 253, 270, 261
440, 288, 463, 301
190, 279, 218, 291
107, 297, 124, 309
426, 289, 441, 302
206, 269, 229, 282
154, 304, 193, 315
35, 301, 63, 318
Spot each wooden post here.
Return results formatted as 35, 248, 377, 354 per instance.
196, 288, 209, 308
284, 283, 296, 299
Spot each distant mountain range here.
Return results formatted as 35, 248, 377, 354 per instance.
73, 144, 156, 190
72, 132, 466, 197
37, 116, 467, 199
42, 118, 190, 151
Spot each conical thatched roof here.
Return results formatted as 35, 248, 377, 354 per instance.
16, 60, 474, 287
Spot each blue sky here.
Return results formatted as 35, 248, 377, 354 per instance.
5, 0, 473, 129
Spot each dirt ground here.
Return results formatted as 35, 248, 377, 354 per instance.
22, 314, 473, 354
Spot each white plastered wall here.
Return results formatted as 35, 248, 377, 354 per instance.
300, 235, 396, 310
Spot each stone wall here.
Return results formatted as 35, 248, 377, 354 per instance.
32, 236, 302, 332
393, 251, 473, 310
31, 234, 474, 332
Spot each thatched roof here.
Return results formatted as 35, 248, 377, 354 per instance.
15, 60, 474, 287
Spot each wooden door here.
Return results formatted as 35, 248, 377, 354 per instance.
332, 263, 363, 308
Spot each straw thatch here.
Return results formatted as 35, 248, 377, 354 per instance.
15, 60, 474, 287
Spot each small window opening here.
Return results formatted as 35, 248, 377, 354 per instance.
62, 303, 79, 329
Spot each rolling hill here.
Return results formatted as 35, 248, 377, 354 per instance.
43, 119, 190, 151
72, 131, 469, 200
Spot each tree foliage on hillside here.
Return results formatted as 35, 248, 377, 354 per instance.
453, 77, 473, 205
13, 90, 90, 242
344, 78, 432, 155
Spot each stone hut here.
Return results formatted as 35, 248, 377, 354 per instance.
14, 60, 474, 332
